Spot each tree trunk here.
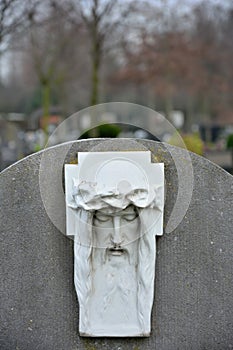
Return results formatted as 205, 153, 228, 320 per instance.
89, 34, 101, 137
164, 93, 173, 122
89, 53, 100, 137
90, 37, 100, 106
91, 54, 99, 106
41, 81, 50, 140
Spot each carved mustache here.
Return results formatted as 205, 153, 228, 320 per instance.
107, 246, 127, 256
104, 245, 131, 263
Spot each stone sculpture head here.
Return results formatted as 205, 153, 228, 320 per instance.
65, 151, 164, 337
93, 204, 139, 264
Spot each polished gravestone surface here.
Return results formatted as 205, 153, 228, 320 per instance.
1, 139, 233, 350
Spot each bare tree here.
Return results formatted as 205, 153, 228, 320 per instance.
25, 0, 81, 134
0, 0, 31, 51
113, 0, 233, 129
70, 0, 128, 105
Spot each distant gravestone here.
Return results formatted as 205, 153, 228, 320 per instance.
1, 139, 233, 350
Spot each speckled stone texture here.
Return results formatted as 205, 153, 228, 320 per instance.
1, 139, 233, 350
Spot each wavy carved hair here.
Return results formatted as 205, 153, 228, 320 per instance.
74, 206, 157, 334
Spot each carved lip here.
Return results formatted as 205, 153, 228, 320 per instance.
107, 247, 125, 256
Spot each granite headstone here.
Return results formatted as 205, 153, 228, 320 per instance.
1, 139, 233, 350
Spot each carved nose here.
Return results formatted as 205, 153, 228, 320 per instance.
112, 216, 122, 246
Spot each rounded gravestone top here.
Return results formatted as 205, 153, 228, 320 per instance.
1, 139, 233, 350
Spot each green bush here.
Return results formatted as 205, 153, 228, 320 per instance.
80, 123, 121, 139
169, 132, 204, 156
226, 134, 233, 149
182, 133, 204, 156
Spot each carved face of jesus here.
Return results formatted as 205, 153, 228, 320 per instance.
93, 205, 140, 264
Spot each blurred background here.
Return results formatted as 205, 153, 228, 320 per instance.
0, 0, 232, 172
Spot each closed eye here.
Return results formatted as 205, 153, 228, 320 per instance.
122, 213, 137, 222
94, 213, 110, 222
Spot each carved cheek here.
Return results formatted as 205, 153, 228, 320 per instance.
94, 225, 113, 247
122, 221, 140, 244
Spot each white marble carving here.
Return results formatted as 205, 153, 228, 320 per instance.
65, 151, 164, 337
